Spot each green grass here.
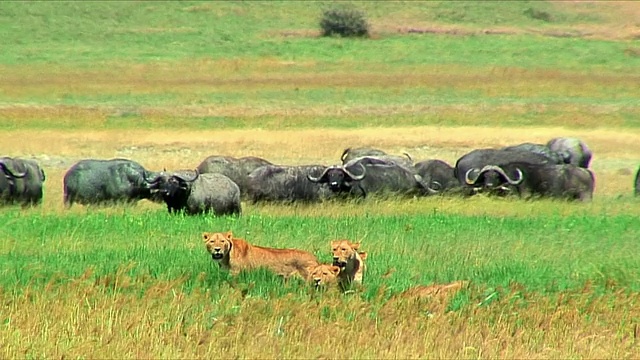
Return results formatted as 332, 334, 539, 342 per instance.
2, 207, 638, 298
2, 2, 640, 357
0, 1, 637, 68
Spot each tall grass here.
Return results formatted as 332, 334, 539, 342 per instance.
2, 207, 640, 358
2, 1, 640, 357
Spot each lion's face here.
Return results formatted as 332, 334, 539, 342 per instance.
331, 240, 360, 268
203, 231, 233, 261
308, 264, 341, 288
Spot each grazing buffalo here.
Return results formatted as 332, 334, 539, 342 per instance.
463, 162, 595, 201
0, 157, 46, 206
151, 170, 241, 216
246, 165, 332, 203
501, 142, 569, 165
454, 148, 553, 188
308, 156, 432, 198
196, 155, 273, 197
63, 158, 163, 207
635, 166, 640, 196
414, 159, 460, 193
546, 137, 592, 168
341, 147, 413, 168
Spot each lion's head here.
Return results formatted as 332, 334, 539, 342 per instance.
307, 264, 341, 288
331, 239, 363, 268
203, 231, 233, 261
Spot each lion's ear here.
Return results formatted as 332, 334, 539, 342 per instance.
331, 266, 341, 275
358, 252, 368, 261
306, 265, 317, 276
202, 233, 210, 242
351, 242, 360, 250
225, 231, 233, 240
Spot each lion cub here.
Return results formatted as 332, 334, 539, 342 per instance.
307, 264, 341, 289
331, 239, 367, 291
203, 231, 319, 279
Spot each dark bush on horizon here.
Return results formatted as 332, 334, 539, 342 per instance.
320, 7, 369, 38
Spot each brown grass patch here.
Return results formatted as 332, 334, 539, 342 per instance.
4, 280, 639, 358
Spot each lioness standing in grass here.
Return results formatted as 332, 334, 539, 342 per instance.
203, 231, 319, 279
331, 239, 367, 291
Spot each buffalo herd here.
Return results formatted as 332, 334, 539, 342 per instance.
1, 137, 639, 215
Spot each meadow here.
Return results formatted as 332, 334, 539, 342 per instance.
1, 1, 640, 358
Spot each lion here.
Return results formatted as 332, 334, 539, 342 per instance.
203, 231, 319, 279
331, 239, 367, 291
307, 264, 341, 289
398, 280, 469, 301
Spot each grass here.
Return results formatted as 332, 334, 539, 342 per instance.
2, 1, 640, 358
1, 208, 640, 358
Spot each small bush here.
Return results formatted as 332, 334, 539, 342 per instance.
524, 7, 553, 22
320, 7, 369, 38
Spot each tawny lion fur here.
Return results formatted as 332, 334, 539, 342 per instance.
203, 231, 319, 279
331, 239, 367, 291
307, 263, 341, 289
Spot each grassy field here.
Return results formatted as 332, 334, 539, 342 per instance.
1, 1, 640, 358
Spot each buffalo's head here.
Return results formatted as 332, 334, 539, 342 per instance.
464, 165, 523, 195
307, 163, 365, 192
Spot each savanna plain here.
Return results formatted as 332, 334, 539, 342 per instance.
1, 1, 640, 358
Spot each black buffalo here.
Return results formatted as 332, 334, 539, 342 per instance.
546, 137, 592, 168
247, 164, 332, 203
196, 155, 272, 197
635, 166, 640, 196
341, 147, 413, 168
308, 156, 432, 198
151, 170, 241, 216
501, 142, 569, 165
63, 158, 163, 207
414, 159, 460, 193
454, 148, 554, 189
464, 162, 595, 201
0, 157, 46, 206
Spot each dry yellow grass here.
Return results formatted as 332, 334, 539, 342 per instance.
2, 280, 639, 359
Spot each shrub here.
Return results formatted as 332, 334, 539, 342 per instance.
320, 7, 369, 38
524, 7, 553, 22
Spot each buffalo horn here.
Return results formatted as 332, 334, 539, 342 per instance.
175, 169, 200, 182
0, 161, 27, 178
307, 166, 333, 183
144, 172, 164, 184
477, 165, 523, 185
464, 168, 479, 185
340, 148, 351, 162
343, 162, 366, 181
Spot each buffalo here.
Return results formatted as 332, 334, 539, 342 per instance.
0, 157, 46, 206
501, 142, 569, 165
151, 170, 241, 216
454, 148, 554, 189
308, 156, 432, 198
464, 162, 595, 201
635, 166, 640, 196
546, 137, 592, 168
340, 147, 413, 168
63, 158, 163, 207
246, 165, 332, 203
414, 159, 460, 193
196, 155, 273, 197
